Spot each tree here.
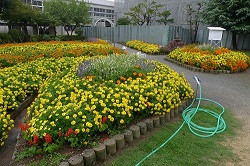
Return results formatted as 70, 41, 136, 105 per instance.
0, 0, 11, 17
1, 0, 38, 38
156, 10, 174, 25
117, 17, 131, 25
33, 10, 57, 35
44, 0, 90, 36
186, 2, 203, 43
202, 0, 250, 49
125, 1, 163, 26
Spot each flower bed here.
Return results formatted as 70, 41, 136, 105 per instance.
0, 40, 125, 68
15, 54, 193, 154
126, 40, 160, 54
0, 57, 87, 146
168, 44, 250, 72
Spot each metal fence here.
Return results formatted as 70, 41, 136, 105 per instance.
84, 25, 250, 50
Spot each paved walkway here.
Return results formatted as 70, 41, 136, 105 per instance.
115, 43, 250, 165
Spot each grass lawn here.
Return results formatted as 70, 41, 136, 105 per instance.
104, 105, 241, 166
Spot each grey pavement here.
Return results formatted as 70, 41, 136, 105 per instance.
115, 43, 250, 118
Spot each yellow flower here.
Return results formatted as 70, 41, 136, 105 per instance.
120, 119, 124, 124
75, 129, 80, 134
71, 121, 76, 125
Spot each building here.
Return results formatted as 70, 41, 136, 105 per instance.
23, 0, 115, 27
88, 0, 115, 27
114, 0, 205, 27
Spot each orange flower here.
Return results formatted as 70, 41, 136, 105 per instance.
117, 80, 121, 84
135, 65, 140, 68
138, 73, 143, 77
120, 76, 126, 81
133, 72, 137, 76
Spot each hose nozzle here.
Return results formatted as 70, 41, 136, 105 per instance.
194, 76, 201, 85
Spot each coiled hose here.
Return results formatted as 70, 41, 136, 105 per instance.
135, 76, 226, 166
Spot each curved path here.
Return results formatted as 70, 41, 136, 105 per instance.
116, 43, 250, 165
0, 44, 249, 165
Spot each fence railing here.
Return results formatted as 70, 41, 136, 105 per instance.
83, 25, 250, 50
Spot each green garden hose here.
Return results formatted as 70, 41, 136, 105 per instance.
135, 76, 226, 166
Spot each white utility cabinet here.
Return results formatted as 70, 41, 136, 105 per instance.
207, 27, 225, 47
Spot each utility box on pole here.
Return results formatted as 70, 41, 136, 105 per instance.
207, 27, 225, 47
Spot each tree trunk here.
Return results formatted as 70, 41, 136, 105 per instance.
232, 31, 237, 50
22, 25, 29, 42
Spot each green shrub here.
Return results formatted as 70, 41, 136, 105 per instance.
0, 33, 12, 44
31, 35, 55, 42
75, 28, 84, 37
8, 29, 25, 43
56, 35, 83, 41
31, 35, 42, 42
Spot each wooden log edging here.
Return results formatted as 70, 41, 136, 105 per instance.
59, 98, 191, 166
164, 56, 242, 74
10, 94, 37, 119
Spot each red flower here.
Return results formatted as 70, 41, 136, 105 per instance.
64, 128, 74, 137
102, 137, 109, 142
19, 123, 29, 131
44, 133, 52, 144
28, 140, 33, 146
58, 131, 62, 137
33, 134, 39, 145
145, 102, 150, 108
102, 116, 107, 123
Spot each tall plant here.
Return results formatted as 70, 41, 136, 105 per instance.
186, 2, 203, 43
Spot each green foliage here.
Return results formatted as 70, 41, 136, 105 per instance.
44, 0, 90, 36
117, 17, 131, 25
0, 0, 12, 19
202, 0, 250, 33
202, 0, 250, 49
16, 149, 68, 166
55, 35, 83, 41
8, 29, 25, 43
74, 28, 85, 41
75, 28, 83, 37
106, 106, 241, 166
0, 33, 12, 44
156, 10, 174, 25
1, 0, 38, 36
125, 1, 163, 26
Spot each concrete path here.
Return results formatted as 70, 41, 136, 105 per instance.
116, 43, 250, 165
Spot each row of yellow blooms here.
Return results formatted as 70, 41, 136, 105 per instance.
0, 42, 194, 149
126, 40, 161, 54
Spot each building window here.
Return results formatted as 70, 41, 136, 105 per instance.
94, 8, 100, 12
106, 9, 114, 13
32, 0, 42, 6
